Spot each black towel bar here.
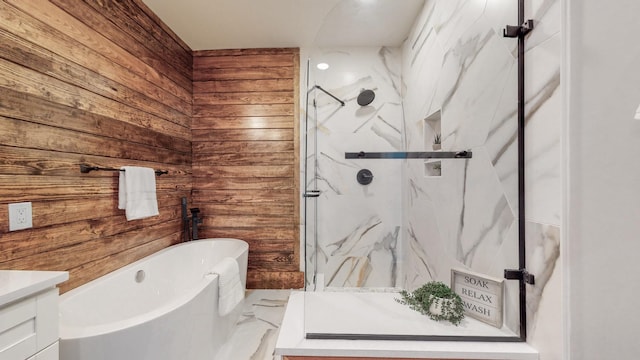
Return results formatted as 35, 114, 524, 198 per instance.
80, 164, 168, 176
344, 151, 472, 160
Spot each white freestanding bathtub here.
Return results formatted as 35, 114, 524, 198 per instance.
59, 238, 249, 360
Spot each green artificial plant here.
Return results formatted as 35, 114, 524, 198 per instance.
396, 281, 465, 326
433, 133, 442, 145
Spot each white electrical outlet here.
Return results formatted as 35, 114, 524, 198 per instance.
9, 202, 33, 231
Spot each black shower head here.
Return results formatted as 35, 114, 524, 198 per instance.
357, 89, 375, 106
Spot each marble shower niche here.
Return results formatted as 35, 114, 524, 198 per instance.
424, 110, 442, 177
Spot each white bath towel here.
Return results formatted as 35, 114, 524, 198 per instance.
118, 166, 159, 221
215, 257, 245, 316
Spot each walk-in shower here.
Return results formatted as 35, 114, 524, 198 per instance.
302, 0, 534, 343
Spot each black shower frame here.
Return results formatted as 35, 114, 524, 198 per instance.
306, 0, 534, 343
505, 0, 535, 342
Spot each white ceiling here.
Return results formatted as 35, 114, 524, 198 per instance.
141, 0, 426, 51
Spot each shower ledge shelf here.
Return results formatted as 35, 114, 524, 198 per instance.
275, 291, 539, 360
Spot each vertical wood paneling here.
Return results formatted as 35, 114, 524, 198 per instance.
0, 0, 192, 293
192, 48, 303, 289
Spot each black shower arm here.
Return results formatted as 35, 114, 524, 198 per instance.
314, 85, 345, 106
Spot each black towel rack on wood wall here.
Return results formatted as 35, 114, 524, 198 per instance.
79, 164, 168, 176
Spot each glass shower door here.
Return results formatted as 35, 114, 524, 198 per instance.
302, 0, 523, 342
303, 48, 405, 291
303, 60, 319, 290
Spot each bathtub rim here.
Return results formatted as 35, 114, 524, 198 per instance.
59, 238, 248, 340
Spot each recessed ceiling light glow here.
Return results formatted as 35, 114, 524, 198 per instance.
316, 62, 330, 70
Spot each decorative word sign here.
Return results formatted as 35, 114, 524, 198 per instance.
451, 268, 504, 328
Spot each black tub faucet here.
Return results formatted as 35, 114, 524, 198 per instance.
190, 208, 202, 241
181, 198, 189, 241
180, 198, 203, 242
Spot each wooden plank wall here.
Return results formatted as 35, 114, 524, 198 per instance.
0, 0, 193, 293
192, 48, 303, 289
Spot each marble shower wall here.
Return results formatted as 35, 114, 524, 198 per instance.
401, 0, 562, 355
304, 47, 404, 288
401, 3, 521, 335
523, 1, 562, 358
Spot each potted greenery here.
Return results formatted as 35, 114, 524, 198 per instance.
396, 281, 464, 325
432, 133, 442, 150
432, 162, 442, 176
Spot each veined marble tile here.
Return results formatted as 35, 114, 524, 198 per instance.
400, 0, 528, 335
315, 95, 403, 138
482, 0, 519, 57
402, 174, 441, 289
318, 210, 401, 288
403, 224, 436, 290
488, 220, 520, 335
524, 222, 561, 358
402, 32, 445, 150
215, 290, 290, 360
524, 34, 561, 226
404, 211, 465, 291
438, 24, 516, 150
312, 48, 402, 103
525, 222, 560, 324
408, 162, 465, 263
454, 148, 515, 268
525, 0, 561, 51
314, 141, 402, 196
376, 47, 403, 99
430, 0, 488, 52
484, 61, 519, 216
404, 0, 436, 67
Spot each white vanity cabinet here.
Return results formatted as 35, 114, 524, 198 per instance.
27, 343, 59, 360
0, 271, 68, 360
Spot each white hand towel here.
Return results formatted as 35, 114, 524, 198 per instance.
118, 166, 159, 221
635, 103, 640, 120
215, 257, 245, 316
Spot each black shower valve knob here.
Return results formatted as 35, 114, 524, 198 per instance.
357, 169, 374, 185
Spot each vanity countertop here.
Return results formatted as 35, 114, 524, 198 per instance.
275, 291, 539, 360
0, 270, 69, 306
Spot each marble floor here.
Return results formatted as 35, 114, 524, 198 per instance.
215, 289, 291, 360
